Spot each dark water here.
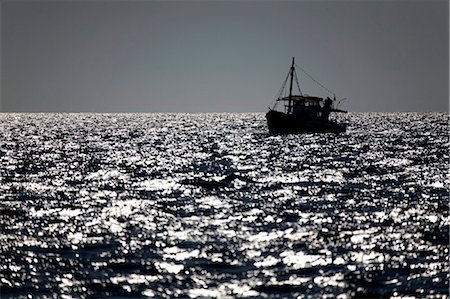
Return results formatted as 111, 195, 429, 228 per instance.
0, 112, 448, 299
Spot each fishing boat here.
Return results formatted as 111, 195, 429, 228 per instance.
266, 58, 347, 134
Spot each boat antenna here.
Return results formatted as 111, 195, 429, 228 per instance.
289, 57, 295, 98
288, 57, 295, 113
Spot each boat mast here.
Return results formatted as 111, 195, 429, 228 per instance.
288, 57, 295, 114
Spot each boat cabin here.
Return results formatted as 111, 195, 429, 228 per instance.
279, 95, 325, 119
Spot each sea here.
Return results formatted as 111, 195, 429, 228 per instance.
0, 112, 448, 299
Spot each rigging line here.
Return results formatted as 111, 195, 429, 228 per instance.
275, 69, 291, 100
293, 70, 303, 96
271, 69, 291, 108
294, 63, 334, 96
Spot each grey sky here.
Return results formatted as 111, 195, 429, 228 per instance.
1, 0, 448, 112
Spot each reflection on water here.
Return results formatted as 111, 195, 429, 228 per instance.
0, 112, 448, 298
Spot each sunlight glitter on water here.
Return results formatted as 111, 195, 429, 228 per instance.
0, 112, 448, 298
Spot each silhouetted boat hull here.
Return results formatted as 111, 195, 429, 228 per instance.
266, 109, 346, 134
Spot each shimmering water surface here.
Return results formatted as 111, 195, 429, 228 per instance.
0, 113, 448, 298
